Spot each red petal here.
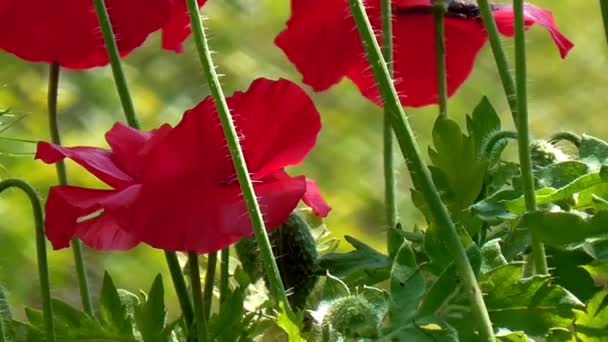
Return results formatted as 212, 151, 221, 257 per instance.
36, 142, 134, 189
143, 78, 321, 184
493, 4, 574, 58
0, 0, 170, 68
275, 0, 381, 91
162, 0, 208, 52
45, 185, 140, 251
303, 179, 332, 218
131, 175, 307, 254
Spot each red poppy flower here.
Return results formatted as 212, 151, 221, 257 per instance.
36, 78, 331, 253
275, 0, 574, 108
0, 0, 207, 69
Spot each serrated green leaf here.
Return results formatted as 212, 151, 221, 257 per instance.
389, 240, 425, 325
507, 168, 608, 214
383, 318, 458, 342
546, 328, 576, 342
133, 275, 169, 342
581, 262, 608, 288
480, 264, 583, 336
318, 236, 390, 286
275, 304, 305, 342
496, 331, 532, 342
480, 239, 508, 274
536, 161, 590, 189
466, 96, 501, 154
471, 190, 520, 223
430, 117, 487, 210
579, 135, 608, 171
523, 211, 608, 247
573, 290, 608, 341
209, 286, 247, 342
100, 272, 135, 338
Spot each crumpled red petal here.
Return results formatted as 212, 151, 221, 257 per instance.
276, 0, 573, 108
131, 176, 307, 254
303, 179, 332, 218
492, 3, 574, 58
0, 0, 207, 68
36, 142, 134, 189
45, 185, 140, 251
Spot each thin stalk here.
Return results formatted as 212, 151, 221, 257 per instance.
381, 0, 399, 257
0, 319, 5, 342
92, 0, 139, 128
346, 1, 495, 340
513, 0, 548, 274
92, 0, 195, 330
601, 0, 608, 46
0, 179, 55, 342
47, 63, 94, 315
432, 1, 448, 118
165, 252, 194, 325
477, 0, 518, 126
202, 252, 217, 320
184, 0, 292, 315
219, 248, 230, 308
188, 253, 208, 342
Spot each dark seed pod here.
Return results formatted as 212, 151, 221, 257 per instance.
235, 212, 320, 310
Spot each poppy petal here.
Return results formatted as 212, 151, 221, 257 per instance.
303, 179, 332, 218
45, 185, 140, 250
36, 142, 134, 189
275, 0, 380, 92
492, 4, 574, 58
162, 0, 208, 53
131, 175, 307, 254
0, 0, 172, 68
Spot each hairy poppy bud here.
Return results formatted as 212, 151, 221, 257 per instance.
530, 140, 569, 168
324, 295, 381, 339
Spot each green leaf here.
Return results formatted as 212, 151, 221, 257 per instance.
133, 275, 169, 342
507, 168, 608, 214
546, 328, 576, 342
536, 161, 590, 189
581, 261, 608, 288
573, 290, 608, 340
209, 286, 248, 342
318, 236, 390, 286
389, 240, 425, 325
430, 117, 487, 210
383, 318, 458, 342
471, 190, 520, 223
275, 304, 305, 342
579, 134, 608, 171
496, 331, 532, 342
480, 239, 508, 274
523, 210, 608, 247
480, 264, 583, 335
466, 96, 501, 154
100, 272, 135, 338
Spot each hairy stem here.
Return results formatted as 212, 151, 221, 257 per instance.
165, 252, 195, 326
477, 0, 518, 127
219, 248, 230, 310
381, 0, 399, 256
432, 0, 448, 118
347, 1, 495, 340
92, 0, 194, 330
601, 0, 608, 46
0, 179, 55, 342
47, 63, 94, 315
513, 0, 548, 274
184, 0, 292, 315
188, 253, 208, 342
203, 252, 217, 320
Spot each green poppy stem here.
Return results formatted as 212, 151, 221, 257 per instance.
219, 248, 230, 309
432, 0, 448, 118
184, 0, 292, 316
513, 0, 548, 275
91, 0, 195, 329
0, 317, 6, 342
188, 253, 208, 342
0, 179, 55, 342
346, 1, 495, 340
47, 63, 94, 316
601, 0, 608, 46
202, 252, 217, 320
477, 0, 518, 127
381, 0, 399, 256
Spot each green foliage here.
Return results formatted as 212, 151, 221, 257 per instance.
389, 240, 425, 326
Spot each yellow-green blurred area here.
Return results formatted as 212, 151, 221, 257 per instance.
0, 0, 605, 317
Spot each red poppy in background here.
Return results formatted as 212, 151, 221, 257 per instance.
36, 78, 331, 254
275, 0, 574, 108
0, 0, 207, 69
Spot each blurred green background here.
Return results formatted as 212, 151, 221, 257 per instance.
0, 0, 605, 317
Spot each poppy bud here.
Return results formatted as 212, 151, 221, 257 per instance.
324, 295, 381, 339
530, 140, 569, 168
